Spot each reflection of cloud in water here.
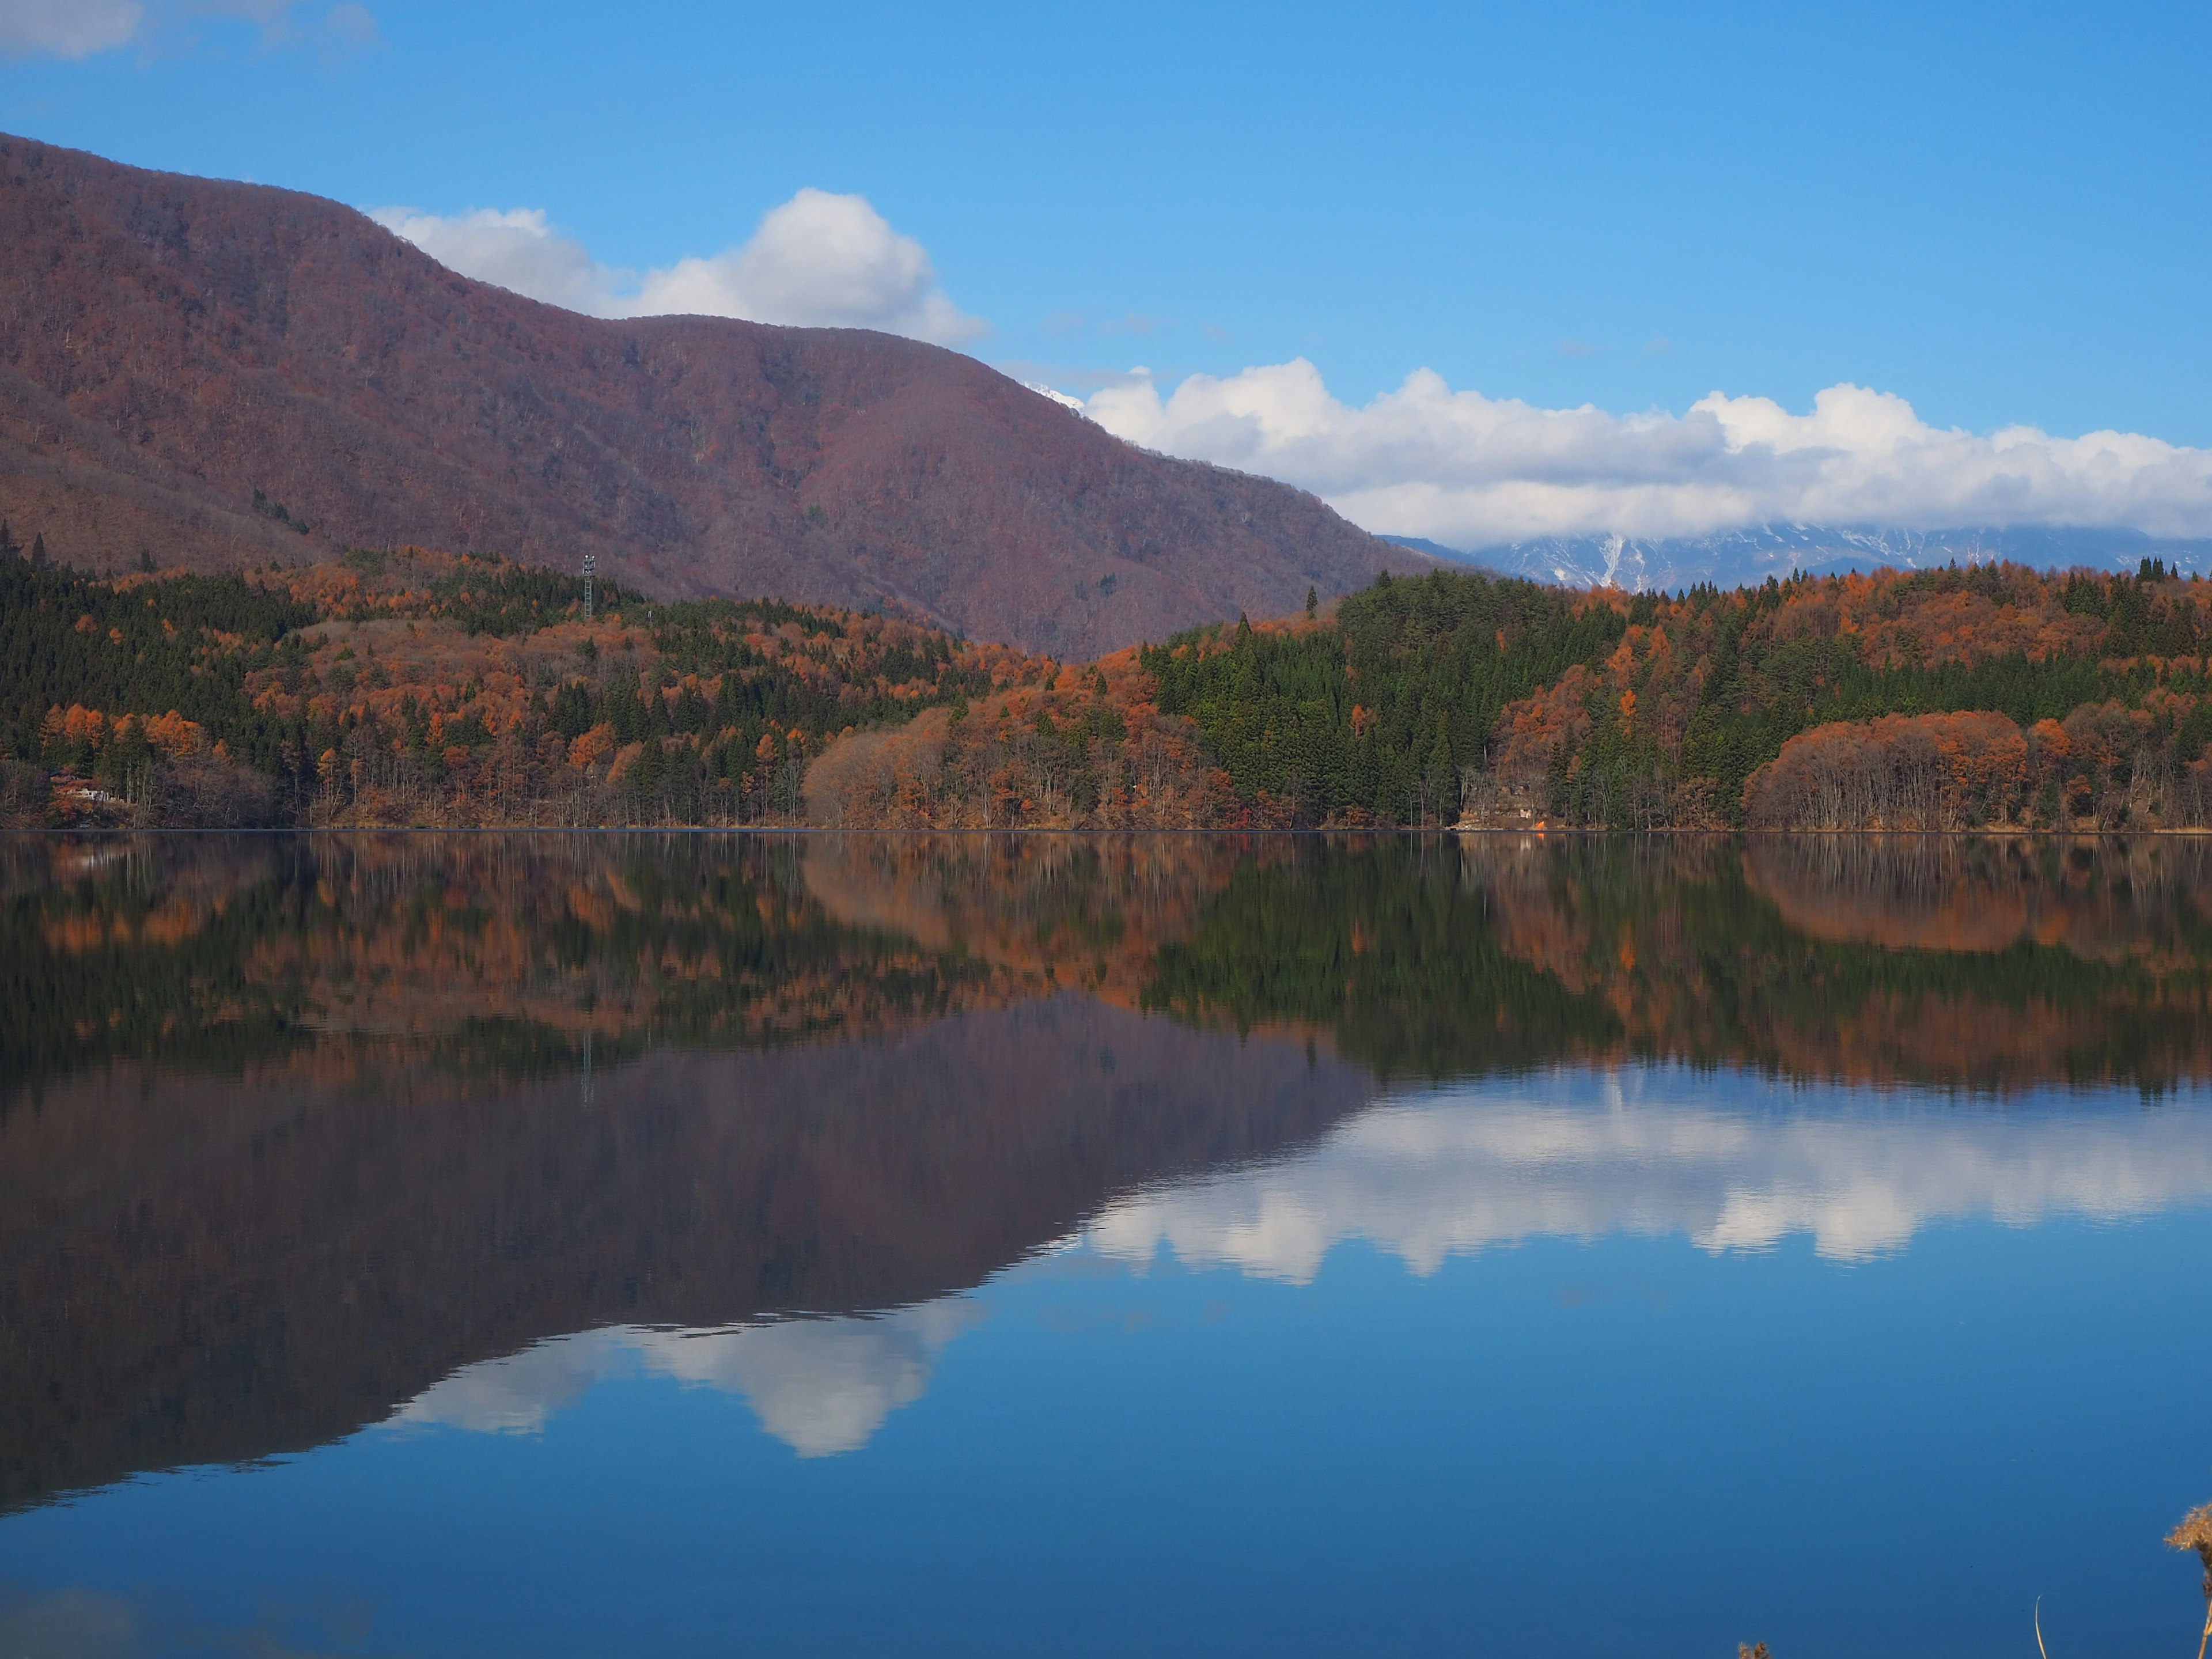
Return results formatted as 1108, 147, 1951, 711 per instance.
0, 1586, 377, 1659
1089, 1066, 2212, 1278
392, 1331, 618, 1435
630, 1302, 981, 1456
0, 1588, 137, 1659
393, 1300, 980, 1456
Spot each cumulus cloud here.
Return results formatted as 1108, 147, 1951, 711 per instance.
0, 0, 144, 56
369, 206, 616, 316
630, 188, 983, 342
1082, 361, 2212, 548
371, 188, 985, 346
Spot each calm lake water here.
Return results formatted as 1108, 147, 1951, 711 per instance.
4, 832, 2211, 1658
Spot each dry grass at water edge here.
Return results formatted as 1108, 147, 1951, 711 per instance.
2171, 1503, 2212, 1659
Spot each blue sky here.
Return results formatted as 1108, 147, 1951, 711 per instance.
5, 0, 2209, 548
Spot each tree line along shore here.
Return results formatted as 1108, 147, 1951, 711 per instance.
7, 530, 2212, 832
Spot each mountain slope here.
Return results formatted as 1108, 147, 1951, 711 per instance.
0, 134, 1418, 656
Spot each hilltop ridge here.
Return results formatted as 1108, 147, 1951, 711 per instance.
0, 133, 1418, 657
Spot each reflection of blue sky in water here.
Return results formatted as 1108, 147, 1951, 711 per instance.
393, 1065, 2212, 1457
1093, 1066, 2212, 1277
395, 1300, 982, 1457
11, 1073, 2212, 1659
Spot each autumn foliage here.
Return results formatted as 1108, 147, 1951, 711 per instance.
1127, 558, 2212, 830
805, 650, 1256, 829
1744, 705, 2212, 830
2, 543, 1054, 828
19, 533, 2212, 831
1469, 558, 2212, 830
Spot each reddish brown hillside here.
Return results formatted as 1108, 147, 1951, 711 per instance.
0, 134, 1419, 656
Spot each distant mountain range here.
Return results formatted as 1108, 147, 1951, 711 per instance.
0, 134, 1421, 658
1386, 525, 2212, 592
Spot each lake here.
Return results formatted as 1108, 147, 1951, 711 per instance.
3, 832, 2210, 1658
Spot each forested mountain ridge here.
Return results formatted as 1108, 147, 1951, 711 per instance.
9, 539, 2212, 831
0, 132, 1419, 659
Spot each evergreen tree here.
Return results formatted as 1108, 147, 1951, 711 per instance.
1423, 720, 1455, 822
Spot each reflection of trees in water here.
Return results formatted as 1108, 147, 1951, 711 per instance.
1742, 834, 2212, 963
1516, 835, 2212, 1091
0, 835, 306, 1099
1143, 836, 1625, 1081
798, 832, 1270, 1006
9, 831, 2212, 1102
1, 831, 1279, 1102
1152, 834, 2212, 1093
1, 834, 1024, 1100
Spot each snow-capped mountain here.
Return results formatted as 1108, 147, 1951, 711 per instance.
1387, 526, 2212, 592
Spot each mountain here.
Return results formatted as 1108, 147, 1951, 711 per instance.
0, 134, 1420, 658
1430, 524, 2212, 592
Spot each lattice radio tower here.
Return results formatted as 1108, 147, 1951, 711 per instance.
582, 552, 596, 620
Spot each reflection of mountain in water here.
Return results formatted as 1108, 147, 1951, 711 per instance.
395, 1061, 2212, 1457
10, 830, 2212, 1508
0, 998, 1372, 1511
1093, 1066, 2212, 1279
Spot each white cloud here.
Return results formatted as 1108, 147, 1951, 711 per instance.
370, 206, 618, 316
372, 188, 986, 346
0, 0, 376, 57
0, 0, 144, 56
629, 188, 984, 343
1081, 361, 2212, 547
1089, 1065, 2212, 1279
